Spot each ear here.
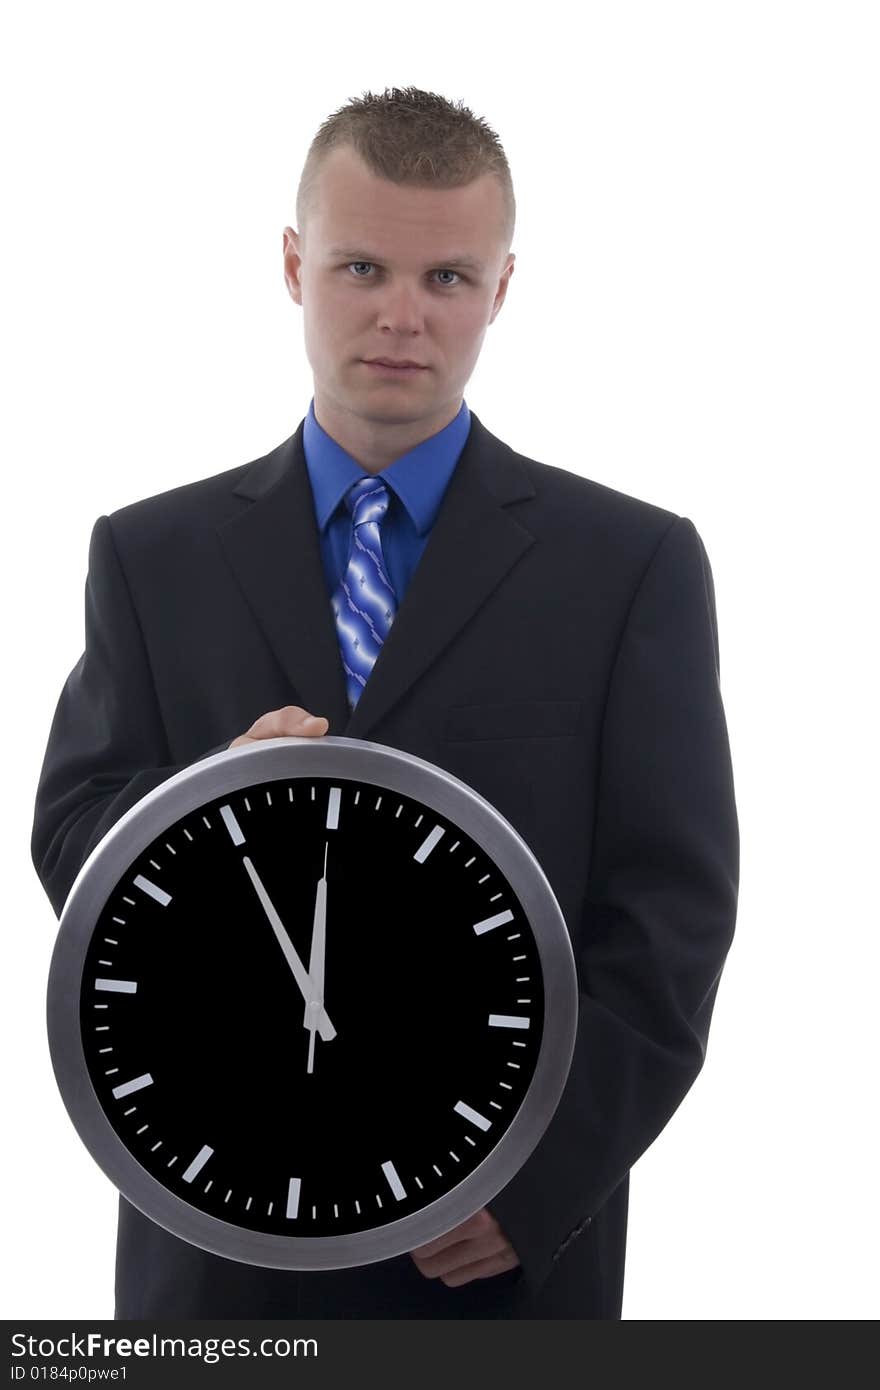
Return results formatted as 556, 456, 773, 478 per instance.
489, 254, 515, 325
282, 227, 304, 306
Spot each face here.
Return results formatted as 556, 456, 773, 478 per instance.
282, 144, 515, 466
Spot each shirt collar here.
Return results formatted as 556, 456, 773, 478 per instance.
302, 396, 471, 537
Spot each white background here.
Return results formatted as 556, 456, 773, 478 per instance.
2, 0, 877, 1320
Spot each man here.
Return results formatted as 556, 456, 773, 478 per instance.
31, 86, 739, 1319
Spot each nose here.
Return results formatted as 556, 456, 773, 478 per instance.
375, 280, 425, 335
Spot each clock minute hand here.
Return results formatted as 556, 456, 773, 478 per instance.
304, 844, 329, 1075
241, 855, 336, 1042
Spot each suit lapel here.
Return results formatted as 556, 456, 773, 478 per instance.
216, 410, 536, 740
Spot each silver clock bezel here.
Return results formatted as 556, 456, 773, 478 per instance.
47, 735, 578, 1270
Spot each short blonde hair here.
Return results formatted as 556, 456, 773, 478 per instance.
296, 85, 515, 257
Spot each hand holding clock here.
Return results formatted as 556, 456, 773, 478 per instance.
56, 694, 572, 1276
410, 1208, 521, 1287
228, 705, 330, 749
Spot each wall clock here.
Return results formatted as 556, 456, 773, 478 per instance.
47, 736, 577, 1270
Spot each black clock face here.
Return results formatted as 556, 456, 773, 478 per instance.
79, 773, 545, 1239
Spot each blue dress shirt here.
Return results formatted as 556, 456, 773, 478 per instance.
301, 396, 472, 605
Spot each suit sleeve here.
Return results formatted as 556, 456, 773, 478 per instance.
487, 515, 740, 1297
31, 514, 231, 921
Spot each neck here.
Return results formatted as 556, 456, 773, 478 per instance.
313, 388, 462, 474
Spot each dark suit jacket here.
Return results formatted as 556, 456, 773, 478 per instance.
31, 409, 739, 1319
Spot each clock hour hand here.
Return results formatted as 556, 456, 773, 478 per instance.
304, 843, 329, 1074
241, 855, 336, 1041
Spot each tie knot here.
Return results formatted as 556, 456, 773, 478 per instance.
345, 476, 391, 527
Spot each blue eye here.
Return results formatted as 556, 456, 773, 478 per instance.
346, 263, 462, 286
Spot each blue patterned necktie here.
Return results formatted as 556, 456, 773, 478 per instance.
331, 476, 399, 709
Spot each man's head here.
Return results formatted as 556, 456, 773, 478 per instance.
282, 87, 516, 469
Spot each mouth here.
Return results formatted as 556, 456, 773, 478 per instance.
362, 359, 428, 376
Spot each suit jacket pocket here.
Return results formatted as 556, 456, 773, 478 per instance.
443, 699, 583, 743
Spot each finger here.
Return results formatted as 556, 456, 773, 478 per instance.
410, 1209, 494, 1258
440, 1249, 520, 1288
231, 708, 328, 747
411, 1232, 509, 1279
254, 706, 327, 736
